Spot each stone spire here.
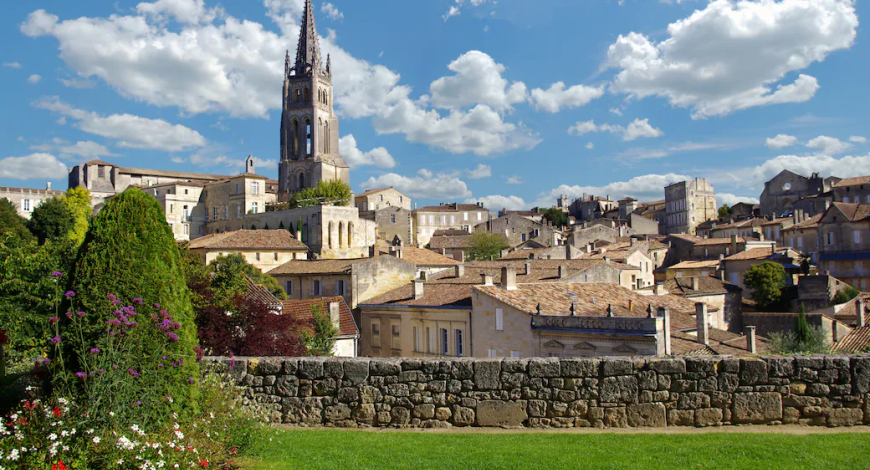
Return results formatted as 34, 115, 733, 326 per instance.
294, 0, 322, 75
284, 50, 290, 77
326, 53, 332, 77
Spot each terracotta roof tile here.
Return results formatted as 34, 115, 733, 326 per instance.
189, 229, 308, 251
668, 260, 721, 270
783, 214, 822, 231
429, 235, 475, 250
356, 187, 393, 198
830, 202, 870, 222
416, 203, 486, 212
724, 248, 775, 261
657, 276, 739, 295
242, 277, 282, 308
379, 246, 460, 266
269, 259, 360, 276
119, 166, 228, 181
834, 327, 870, 353
280, 296, 359, 337
834, 176, 870, 188
432, 229, 471, 237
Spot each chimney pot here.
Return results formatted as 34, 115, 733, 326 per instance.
46, 182, 51, 191
501, 266, 517, 290
481, 273, 494, 286
558, 265, 566, 279
413, 279, 425, 300
328, 301, 341, 330
695, 302, 709, 346
455, 264, 465, 278
745, 326, 757, 354
858, 298, 866, 328
692, 277, 700, 291
525, 261, 532, 276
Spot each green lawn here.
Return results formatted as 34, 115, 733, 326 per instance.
239, 428, 870, 470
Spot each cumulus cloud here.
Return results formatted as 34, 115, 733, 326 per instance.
609, 108, 623, 116
0, 153, 68, 180
321, 3, 343, 20
506, 176, 522, 185
465, 195, 528, 211
718, 193, 759, 207
27, 74, 41, 84
537, 173, 691, 207
3, 62, 22, 68
34, 96, 207, 152
59, 78, 96, 89
568, 118, 662, 141
428, 51, 527, 112
442, 0, 491, 21
851, 136, 868, 144
59, 141, 118, 158
806, 136, 852, 155
361, 169, 472, 200
766, 134, 798, 150
605, 0, 858, 118
466, 164, 492, 179
711, 154, 870, 191
585, 142, 594, 150
338, 135, 395, 169
530, 82, 604, 113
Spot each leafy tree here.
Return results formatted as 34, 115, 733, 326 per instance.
800, 257, 811, 276
0, 198, 34, 243
250, 224, 256, 230
27, 197, 75, 244
301, 304, 338, 356
542, 208, 568, 228
64, 187, 92, 245
833, 285, 861, 304
63, 188, 199, 417
290, 180, 352, 208
209, 254, 287, 302
177, 242, 213, 312
718, 204, 731, 218
769, 308, 830, 355
743, 262, 787, 310
197, 294, 305, 357
795, 304, 811, 344
466, 232, 510, 261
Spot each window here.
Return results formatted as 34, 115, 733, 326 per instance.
426, 327, 432, 353
251, 182, 259, 195
441, 215, 447, 225
274, 253, 278, 261
379, 194, 384, 202
450, 215, 455, 225
390, 214, 396, 224
212, 207, 217, 220
223, 206, 228, 220
454, 329, 463, 356
236, 183, 240, 194
511, 351, 520, 358
236, 205, 241, 219
399, 196, 404, 204
522, 233, 527, 242
429, 215, 434, 224
371, 323, 380, 345
252, 202, 258, 214
184, 189, 188, 195
488, 348, 497, 358
798, 236, 804, 248
312, 280, 322, 296
828, 232, 834, 245
286, 281, 293, 296
477, 212, 482, 221
463, 212, 468, 221
22, 199, 31, 212
169, 203, 174, 214
495, 308, 504, 331
855, 231, 862, 245
336, 280, 346, 296
413, 327, 422, 352
255, 253, 261, 261
183, 206, 189, 221
183, 225, 189, 235
440, 328, 449, 355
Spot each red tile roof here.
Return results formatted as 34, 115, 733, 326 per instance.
269, 259, 361, 276
834, 176, 870, 188
379, 246, 460, 266
834, 327, 870, 353
417, 203, 487, 212
189, 229, 308, 250
280, 296, 359, 337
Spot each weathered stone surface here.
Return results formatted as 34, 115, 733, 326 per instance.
740, 359, 769, 386
679, 392, 711, 410
391, 406, 411, 425
342, 360, 369, 385
474, 360, 502, 390
600, 376, 638, 404
325, 404, 351, 421
649, 358, 686, 374
452, 359, 474, 380
602, 357, 633, 376
414, 404, 436, 419
733, 393, 782, 423
827, 408, 863, 427
477, 401, 528, 427
529, 358, 561, 377
695, 408, 723, 427
668, 409, 695, 426
370, 359, 400, 376
852, 357, 870, 395
604, 407, 628, 427
561, 358, 599, 377
627, 403, 666, 427
323, 359, 344, 378
453, 406, 475, 426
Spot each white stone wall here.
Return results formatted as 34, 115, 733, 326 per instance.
1, 186, 65, 220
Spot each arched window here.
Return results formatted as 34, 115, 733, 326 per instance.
292, 119, 299, 156
304, 88, 309, 102
324, 122, 329, 153
318, 118, 323, 153
328, 222, 334, 248
295, 89, 300, 101
298, 171, 305, 189
338, 222, 344, 248
347, 222, 353, 247
324, 91, 328, 106
306, 120, 312, 155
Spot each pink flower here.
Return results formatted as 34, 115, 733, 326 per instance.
64, 291, 75, 298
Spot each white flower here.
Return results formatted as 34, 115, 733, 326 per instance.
48, 433, 57, 441
117, 459, 124, 465
93, 436, 101, 444
61, 430, 69, 437
87, 429, 94, 435
109, 412, 115, 417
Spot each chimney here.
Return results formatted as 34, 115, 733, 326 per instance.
630, 238, 636, 247
413, 279, 425, 299
328, 301, 341, 330
628, 299, 634, 312
730, 235, 738, 254
604, 256, 611, 264
481, 273, 494, 286
455, 264, 465, 278
653, 283, 665, 296
501, 266, 517, 290
858, 298, 866, 328
46, 182, 51, 191
558, 265, 566, 279
453, 250, 465, 263
692, 277, 700, 291
745, 326, 757, 354
658, 307, 672, 355
695, 303, 709, 346
525, 261, 532, 276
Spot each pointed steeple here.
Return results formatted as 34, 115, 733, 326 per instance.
295, 0, 322, 75
326, 53, 332, 77
284, 50, 290, 77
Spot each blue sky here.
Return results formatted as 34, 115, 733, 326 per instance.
1, 0, 868, 210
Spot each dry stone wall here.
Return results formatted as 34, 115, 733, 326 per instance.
212, 355, 870, 429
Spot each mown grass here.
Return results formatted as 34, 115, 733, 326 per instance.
239, 428, 870, 470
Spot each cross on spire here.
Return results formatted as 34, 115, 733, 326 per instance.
294, 0, 322, 76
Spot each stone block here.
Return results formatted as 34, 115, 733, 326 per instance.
561, 358, 600, 377
323, 359, 344, 379
795, 356, 825, 370
391, 406, 411, 425
325, 404, 352, 421
733, 392, 783, 423
567, 400, 589, 418
686, 357, 718, 373
604, 407, 628, 428
275, 376, 299, 397
337, 387, 359, 403
557, 390, 576, 402
649, 357, 686, 374
600, 376, 639, 404
790, 381, 807, 395
451, 359, 474, 380
452, 406, 475, 426
298, 358, 325, 379
638, 371, 657, 391
767, 357, 795, 378
528, 400, 547, 418
386, 383, 410, 397
502, 358, 528, 373
435, 407, 452, 421
282, 359, 298, 375
668, 409, 695, 426
807, 383, 830, 397
694, 408, 723, 427
602, 357, 633, 376
827, 408, 863, 427
783, 407, 800, 424
627, 403, 666, 427
529, 358, 561, 377
353, 404, 376, 423
851, 357, 870, 395
414, 404, 436, 419
370, 359, 400, 376
400, 359, 423, 371
477, 401, 528, 427
343, 360, 369, 385
678, 392, 711, 410
740, 359, 768, 386
258, 358, 283, 375
474, 359, 502, 390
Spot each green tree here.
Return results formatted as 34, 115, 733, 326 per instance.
833, 285, 861, 304
795, 304, 811, 344
64, 186, 92, 245
301, 304, 337, 356
743, 262, 787, 310
290, 180, 352, 208
62, 188, 199, 419
27, 197, 75, 244
542, 208, 568, 228
0, 198, 34, 243
210, 253, 287, 303
718, 204, 731, 218
769, 306, 830, 355
466, 232, 510, 261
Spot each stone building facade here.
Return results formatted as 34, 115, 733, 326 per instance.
566, 195, 617, 223
415, 203, 489, 248
1, 184, 65, 219
664, 178, 716, 235
817, 202, 870, 290
759, 170, 839, 217
354, 187, 411, 212
187, 229, 309, 272
474, 213, 562, 248
833, 177, 870, 205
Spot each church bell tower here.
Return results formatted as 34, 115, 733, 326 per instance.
278, 0, 349, 201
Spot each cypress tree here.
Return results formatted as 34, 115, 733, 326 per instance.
796, 304, 811, 344
278, 221, 285, 230
250, 224, 256, 230
263, 222, 270, 230
62, 188, 199, 423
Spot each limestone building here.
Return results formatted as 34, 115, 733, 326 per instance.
759, 170, 839, 217
415, 203, 489, 248
1, 183, 65, 219
664, 178, 716, 235
354, 187, 411, 212
187, 229, 309, 272
832, 176, 870, 205
277, 0, 349, 198
817, 202, 870, 290
355, 188, 414, 245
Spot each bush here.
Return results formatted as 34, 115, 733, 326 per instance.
0, 198, 34, 243
768, 326, 831, 355
289, 180, 352, 208
64, 187, 92, 246
27, 197, 75, 245
833, 285, 861, 304
301, 304, 338, 356
197, 295, 306, 357
542, 208, 568, 228
210, 254, 287, 302
466, 232, 510, 261
61, 188, 199, 427
743, 262, 787, 310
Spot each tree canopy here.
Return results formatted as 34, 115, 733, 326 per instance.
542, 208, 568, 228
718, 204, 731, 218
289, 180, 352, 208
301, 304, 338, 356
466, 232, 510, 261
0, 198, 34, 243
209, 253, 287, 302
743, 262, 787, 310
27, 197, 75, 244
64, 187, 92, 245
833, 285, 861, 305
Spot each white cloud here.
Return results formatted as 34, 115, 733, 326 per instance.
585, 142, 594, 150
711, 154, 870, 191
321, 2, 343, 20
34, 96, 207, 152
538, 173, 690, 207
59, 141, 118, 158
766, 134, 798, 150
0, 153, 68, 180
717, 193, 759, 207
428, 51, 527, 112
850, 136, 867, 144
56, 117, 67, 126
465, 195, 528, 211
506, 176, 522, 185
442, 6, 461, 21
3, 62, 22, 69
806, 136, 852, 155
530, 82, 604, 113
135, 0, 223, 24
27, 74, 41, 84
465, 164, 491, 179
171, 156, 185, 164
338, 134, 395, 169
59, 78, 96, 89
567, 118, 662, 141
361, 169, 471, 200
605, 0, 858, 118
609, 108, 623, 116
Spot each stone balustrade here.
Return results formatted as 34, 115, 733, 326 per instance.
210, 355, 870, 429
